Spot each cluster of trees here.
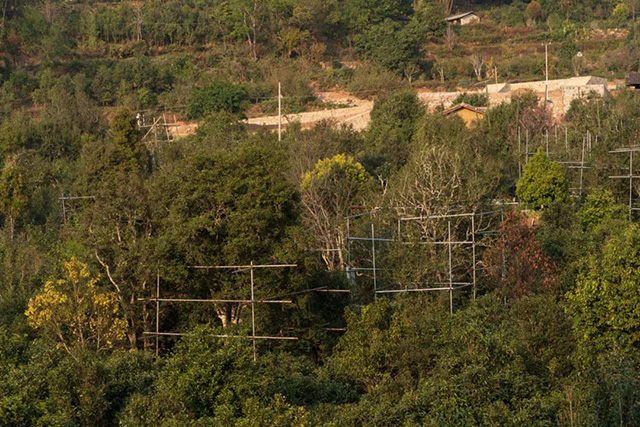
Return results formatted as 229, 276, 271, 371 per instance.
2, 0, 639, 120
3, 74, 640, 423
4, 0, 640, 425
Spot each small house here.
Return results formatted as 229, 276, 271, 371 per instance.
445, 12, 480, 26
626, 72, 640, 90
443, 103, 487, 127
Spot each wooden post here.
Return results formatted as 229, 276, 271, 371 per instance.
546, 129, 549, 156
278, 82, 282, 141
525, 129, 529, 163
250, 262, 257, 361
371, 223, 377, 298
471, 214, 476, 300
155, 270, 160, 356
630, 151, 634, 219
448, 220, 453, 314
579, 137, 586, 198
61, 192, 66, 226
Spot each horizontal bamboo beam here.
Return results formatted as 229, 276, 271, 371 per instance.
189, 264, 297, 269
137, 297, 291, 304
142, 332, 298, 340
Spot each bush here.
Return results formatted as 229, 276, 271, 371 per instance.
516, 148, 569, 209
347, 62, 405, 99
452, 92, 489, 107
187, 81, 249, 120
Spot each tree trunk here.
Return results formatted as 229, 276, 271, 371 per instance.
216, 303, 243, 328
44, 0, 53, 23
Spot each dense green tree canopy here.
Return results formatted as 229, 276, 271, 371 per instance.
516, 148, 570, 209
0, 0, 639, 425
568, 224, 640, 354
187, 81, 250, 120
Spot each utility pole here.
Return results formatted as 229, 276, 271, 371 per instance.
371, 223, 377, 298
278, 82, 282, 141
155, 270, 160, 356
448, 220, 453, 314
545, 43, 549, 106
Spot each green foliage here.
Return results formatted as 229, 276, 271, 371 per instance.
452, 92, 489, 107
150, 136, 302, 331
187, 81, 249, 120
612, 2, 631, 25
525, 1, 543, 23
577, 187, 627, 230
366, 90, 423, 175
0, 1, 640, 423
119, 327, 310, 425
567, 224, 640, 354
346, 0, 413, 30
516, 148, 570, 209
110, 107, 143, 159
324, 294, 575, 425
0, 340, 155, 427
346, 62, 405, 99
0, 157, 27, 238
355, 19, 423, 75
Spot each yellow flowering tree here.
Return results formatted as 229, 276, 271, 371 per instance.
301, 154, 370, 270
25, 257, 127, 354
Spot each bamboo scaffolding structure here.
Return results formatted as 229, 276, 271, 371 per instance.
142, 263, 298, 360
345, 209, 499, 309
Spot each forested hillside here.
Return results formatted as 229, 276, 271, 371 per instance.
3, 0, 640, 426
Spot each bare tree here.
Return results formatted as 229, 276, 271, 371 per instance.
301, 155, 370, 271
436, 66, 445, 83
394, 146, 462, 224
444, 24, 457, 50
471, 52, 484, 81
241, 0, 266, 61
134, 7, 143, 42
404, 62, 421, 84
442, 0, 455, 15
389, 146, 465, 285
43, 0, 54, 23
434, 58, 448, 83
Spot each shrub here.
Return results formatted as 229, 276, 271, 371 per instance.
452, 92, 489, 107
187, 81, 249, 120
516, 148, 569, 209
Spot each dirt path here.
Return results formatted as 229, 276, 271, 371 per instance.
168, 91, 375, 139
246, 99, 374, 131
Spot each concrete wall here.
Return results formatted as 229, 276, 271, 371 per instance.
562, 85, 607, 112
483, 76, 609, 116
487, 76, 607, 94
417, 91, 462, 109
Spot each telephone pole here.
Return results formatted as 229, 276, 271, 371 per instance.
278, 82, 282, 141
545, 43, 549, 105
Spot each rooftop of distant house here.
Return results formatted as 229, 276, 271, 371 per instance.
443, 103, 488, 116
626, 72, 640, 87
445, 12, 479, 22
